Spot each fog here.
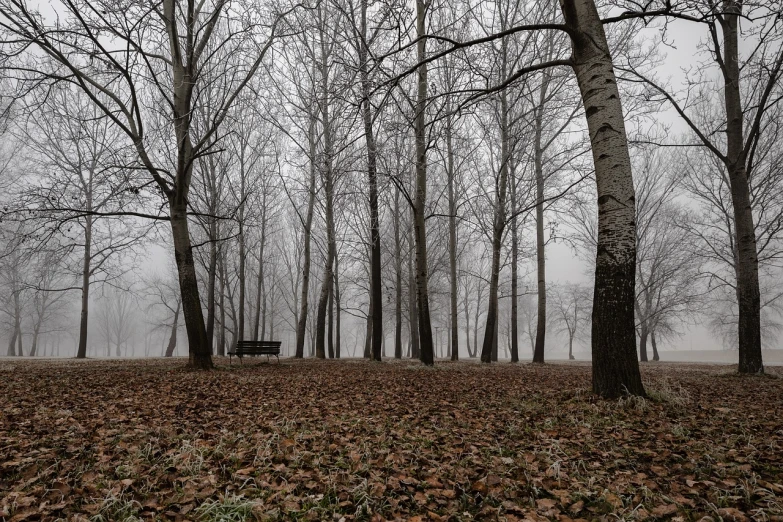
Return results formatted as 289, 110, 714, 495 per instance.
0, 0, 781, 370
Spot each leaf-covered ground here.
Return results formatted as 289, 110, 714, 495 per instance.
1, 358, 782, 522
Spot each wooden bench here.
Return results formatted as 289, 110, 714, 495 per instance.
228, 340, 281, 364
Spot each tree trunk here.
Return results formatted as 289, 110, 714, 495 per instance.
359, 0, 383, 362
30, 322, 41, 356
569, 337, 575, 360
225, 261, 238, 353
309, 318, 316, 357
722, 3, 763, 374
464, 290, 474, 358
480, 88, 510, 363
314, 24, 336, 360
205, 218, 218, 353
253, 200, 267, 342
165, 300, 181, 357
7, 328, 17, 357
651, 331, 659, 361
492, 312, 498, 362
269, 282, 275, 341
394, 183, 403, 359
328, 283, 335, 358
334, 257, 341, 358
407, 229, 420, 359
446, 112, 459, 361
206, 166, 220, 354
76, 216, 93, 359
561, 0, 644, 397
217, 248, 226, 357
363, 305, 372, 359
14, 292, 22, 356
532, 83, 548, 364
639, 324, 649, 362
413, 0, 434, 366
237, 164, 247, 346
510, 158, 519, 363
295, 114, 318, 358
473, 287, 481, 358
169, 200, 212, 369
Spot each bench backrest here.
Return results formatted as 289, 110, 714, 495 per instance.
237, 341, 281, 347
235, 341, 281, 352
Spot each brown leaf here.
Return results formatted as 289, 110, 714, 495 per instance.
716, 508, 749, 522
652, 504, 678, 516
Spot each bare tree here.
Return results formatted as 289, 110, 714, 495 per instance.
146, 267, 183, 357
96, 285, 138, 357
1, 0, 301, 368
551, 283, 591, 360
614, 0, 783, 373
13, 85, 144, 359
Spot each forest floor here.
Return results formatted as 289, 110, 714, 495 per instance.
1, 358, 782, 522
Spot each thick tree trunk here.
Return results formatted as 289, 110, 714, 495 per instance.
722, 5, 763, 374
413, 0, 434, 366
560, 0, 644, 397
76, 216, 92, 359
165, 300, 181, 357
169, 200, 211, 368
295, 117, 318, 358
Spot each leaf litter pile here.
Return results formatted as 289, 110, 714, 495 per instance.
1, 358, 782, 521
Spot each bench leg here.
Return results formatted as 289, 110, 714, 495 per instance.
229, 354, 232, 365
276, 354, 280, 365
